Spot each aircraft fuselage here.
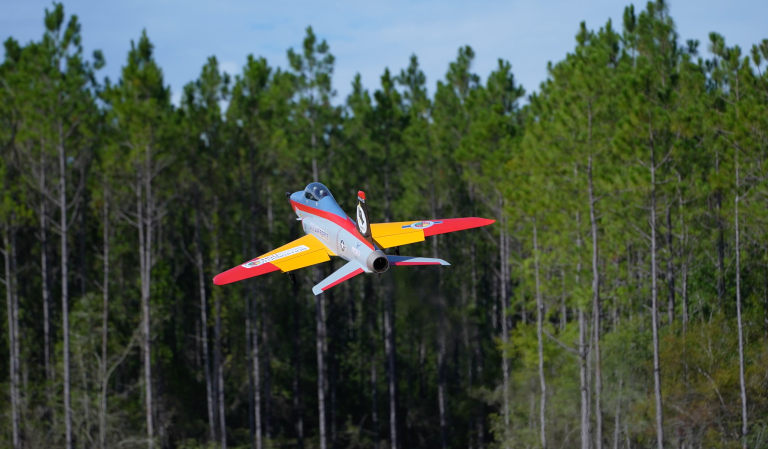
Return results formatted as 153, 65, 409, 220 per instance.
289, 190, 389, 274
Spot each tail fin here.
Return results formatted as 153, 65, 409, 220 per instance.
356, 191, 374, 246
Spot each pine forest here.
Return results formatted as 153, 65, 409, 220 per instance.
2, 2, 768, 448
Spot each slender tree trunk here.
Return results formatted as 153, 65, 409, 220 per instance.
59, 129, 73, 449
78, 176, 87, 298
612, 378, 622, 449
666, 206, 675, 325
264, 187, 273, 442
764, 252, 767, 340
262, 298, 272, 441
533, 220, 547, 449
10, 228, 21, 446
381, 147, 398, 449
100, 184, 110, 449
499, 196, 510, 448
316, 290, 328, 449
734, 148, 748, 449
246, 291, 255, 449
212, 203, 227, 449
576, 206, 591, 449
292, 282, 304, 449
579, 309, 591, 449
3, 227, 20, 449
437, 325, 448, 449
588, 154, 603, 449
716, 152, 725, 307
678, 180, 689, 381
138, 144, 155, 449
249, 143, 261, 448
384, 285, 397, 449
650, 132, 664, 449
195, 206, 216, 443
252, 291, 262, 449
370, 289, 379, 449
40, 151, 52, 397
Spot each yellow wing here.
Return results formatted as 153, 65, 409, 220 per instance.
214, 234, 332, 285
370, 222, 425, 249
371, 218, 495, 249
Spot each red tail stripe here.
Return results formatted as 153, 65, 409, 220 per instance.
322, 268, 364, 291
390, 261, 442, 266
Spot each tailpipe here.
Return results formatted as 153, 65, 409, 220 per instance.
366, 250, 390, 273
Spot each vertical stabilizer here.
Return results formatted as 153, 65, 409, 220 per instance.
356, 191, 374, 246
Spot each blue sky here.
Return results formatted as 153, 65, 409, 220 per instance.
2, 0, 766, 106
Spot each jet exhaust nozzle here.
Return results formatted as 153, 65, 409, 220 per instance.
366, 250, 390, 273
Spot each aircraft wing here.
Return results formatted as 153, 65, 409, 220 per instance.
213, 234, 331, 285
370, 217, 495, 249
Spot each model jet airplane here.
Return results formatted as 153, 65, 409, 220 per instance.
213, 182, 494, 295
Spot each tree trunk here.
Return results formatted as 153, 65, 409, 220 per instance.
100, 184, 110, 449
248, 143, 261, 449
588, 154, 603, 449
59, 129, 73, 449
40, 150, 52, 398
665, 206, 675, 325
612, 378, 622, 449
576, 205, 591, 449
370, 289, 379, 449
650, 132, 664, 449
245, 286, 255, 449
252, 291, 262, 449
734, 148, 748, 449
715, 152, 725, 307
533, 220, 547, 449
499, 196, 510, 448
195, 206, 216, 443
138, 145, 155, 449
316, 287, 328, 449
292, 281, 304, 449
384, 285, 397, 449
3, 227, 20, 449
212, 203, 227, 449
437, 325, 448, 449
579, 309, 591, 449
262, 300, 272, 441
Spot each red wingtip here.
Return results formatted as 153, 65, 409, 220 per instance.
423, 217, 496, 237
357, 190, 366, 200
212, 262, 280, 285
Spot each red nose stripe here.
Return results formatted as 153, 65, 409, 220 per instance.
291, 200, 375, 250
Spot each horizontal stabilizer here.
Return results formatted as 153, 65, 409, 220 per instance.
387, 256, 450, 266
312, 261, 365, 295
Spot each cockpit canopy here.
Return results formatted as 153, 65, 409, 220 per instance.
304, 182, 334, 202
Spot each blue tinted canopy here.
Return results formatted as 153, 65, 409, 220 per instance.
304, 182, 334, 201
